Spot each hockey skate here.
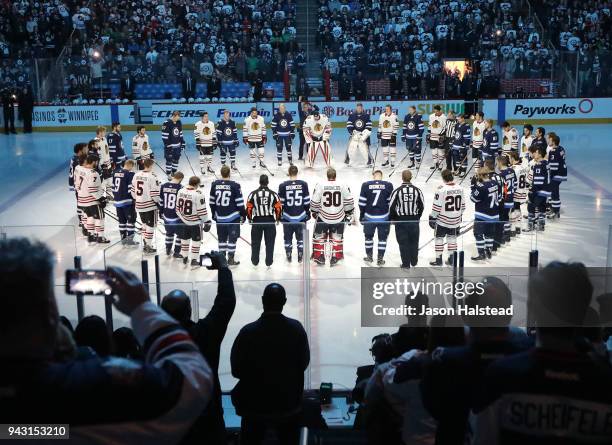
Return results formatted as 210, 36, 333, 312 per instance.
313, 256, 325, 265
547, 212, 560, 220
429, 256, 443, 266
363, 255, 373, 263
407, 161, 415, 169
278, 160, 282, 167
227, 254, 240, 266
486, 248, 492, 259
87, 234, 97, 243
381, 160, 390, 167
143, 244, 156, 254
445, 255, 455, 266
173, 252, 184, 259
207, 166, 215, 175
190, 259, 200, 268
97, 236, 111, 244
377, 258, 385, 267
183, 257, 188, 265
297, 252, 303, 263
471, 253, 487, 261
124, 236, 138, 246
286, 252, 292, 263
231, 162, 238, 171
330, 257, 340, 267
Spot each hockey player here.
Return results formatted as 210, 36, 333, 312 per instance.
246, 175, 282, 267
132, 125, 153, 170
526, 145, 550, 232
346, 103, 372, 166
176, 176, 212, 267
194, 111, 216, 176
401, 105, 425, 168
496, 155, 517, 245
160, 171, 184, 258
75, 154, 110, 244
501, 121, 519, 155
470, 166, 499, 261
451, 113, 471, 176
532, 127, 547, 155
509, 151, 529, 235
481, 119, 499, 164
107, 122, 126, 167
303, 108, 332, 167
471, 111, 486, 167
520, 124, 534, 160
131, 158, 161, 254
310, 167, 354, 266
484, 159, 504, 251
209, 165, 246, 266
359, 170, 393, 266
243, 107, 267, 169
278, 165, 310, 263
441, 110, 457, 171
216, 109, 239, 170
271, 103, 295, 166
378, 104, 400, 167
429, 169, 465, 266
427, 105, 447, 170
546, 132, 567, 220
69, 142, 88, 235
161, 111, 185, 177
112, 159, 137, 245
93, 126, 113, 198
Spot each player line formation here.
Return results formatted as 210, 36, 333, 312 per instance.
68, 103, 567, 267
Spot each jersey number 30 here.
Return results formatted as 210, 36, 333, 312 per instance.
322, 191, 341, 207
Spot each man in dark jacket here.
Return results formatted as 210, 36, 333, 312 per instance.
207, 75, 222, 100
1, 82, 17, 134
161, 251, 236, 445
231, 283, 310, 445
353, 71, 367, 100
297, 100, 312, 160
18, 86, 34, 133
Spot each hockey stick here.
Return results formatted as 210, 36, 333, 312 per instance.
414, 140, 429, 179
371, 139, 380, 174
231, 163, 244, 179
182, 148, 198, 177
259, 161, 275, 177
388, 151, 411, 178
152, 158, 168, 177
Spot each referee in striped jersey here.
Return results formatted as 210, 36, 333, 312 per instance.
389, 170, 424, 268
247, 175, 282, 267
442, 110, 457, 171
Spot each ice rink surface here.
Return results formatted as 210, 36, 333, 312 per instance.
1, 124, 611, 389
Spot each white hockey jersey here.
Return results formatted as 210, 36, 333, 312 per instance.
176, 186, 210, 225
310, 180, 354, 224
194, 121, 216, 146
512, 161, 530, 203
131, 170, 161, 212
520, 135, 533, 158
132, 134, 152, 159
303, 114, 332, 143
502, 127, 519, 153
243, 115, 266, 142
430, 182, 465, 228
428, 112, 447, 141
75, 165, 103, 207
378, 112, 399, 140
472, 120, 486, 147
95, 136, 111, 170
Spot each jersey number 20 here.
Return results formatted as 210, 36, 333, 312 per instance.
444, 195, 462, 212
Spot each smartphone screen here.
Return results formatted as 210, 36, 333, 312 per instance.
65, 269, 112, 295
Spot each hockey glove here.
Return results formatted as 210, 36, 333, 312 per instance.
311, 212, 318, 221
69, 186, 75, 192
344, 212, 354, 223
428, 217, 437, 230
401, 134, 407, 143
262, 135, 267, 145
273, 134, 278, 141
243, 137, 248, 145
180, 142, 186, 151
150, 152, 155, 159
203, 221, 212, 232
439, 135, 445, 144
377, 132, 381, 140
240, 215, 246, 224
426, 133, 431, 144
98, 196, 108, 209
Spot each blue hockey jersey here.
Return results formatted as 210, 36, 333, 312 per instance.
499, 167, 517, 208
471, 179, 500, 221
216, 119, 239, 147
271, 111, 295, 138
161, 119, 184, 150
160, 182, 182, 222
209, 179, 245, 223
402, 113, 424, 140
112, 168, 135, 207
346, 112, 372, 136
481, 128, 499, 158
452, 122, 471, 150
107, 131, 126, 164
359, 180, 393, 221
530, 160, 551, 197
548, 145, 567, 182
278, 179, 310, 222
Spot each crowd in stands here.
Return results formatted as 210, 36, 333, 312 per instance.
1, 0, 300, 100
3, 235, 612, 444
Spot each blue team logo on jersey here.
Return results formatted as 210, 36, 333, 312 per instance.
355, 119, 364, 129
224, 128, 232, 136
173, 128, 179, 136
407, 121, 415, 129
